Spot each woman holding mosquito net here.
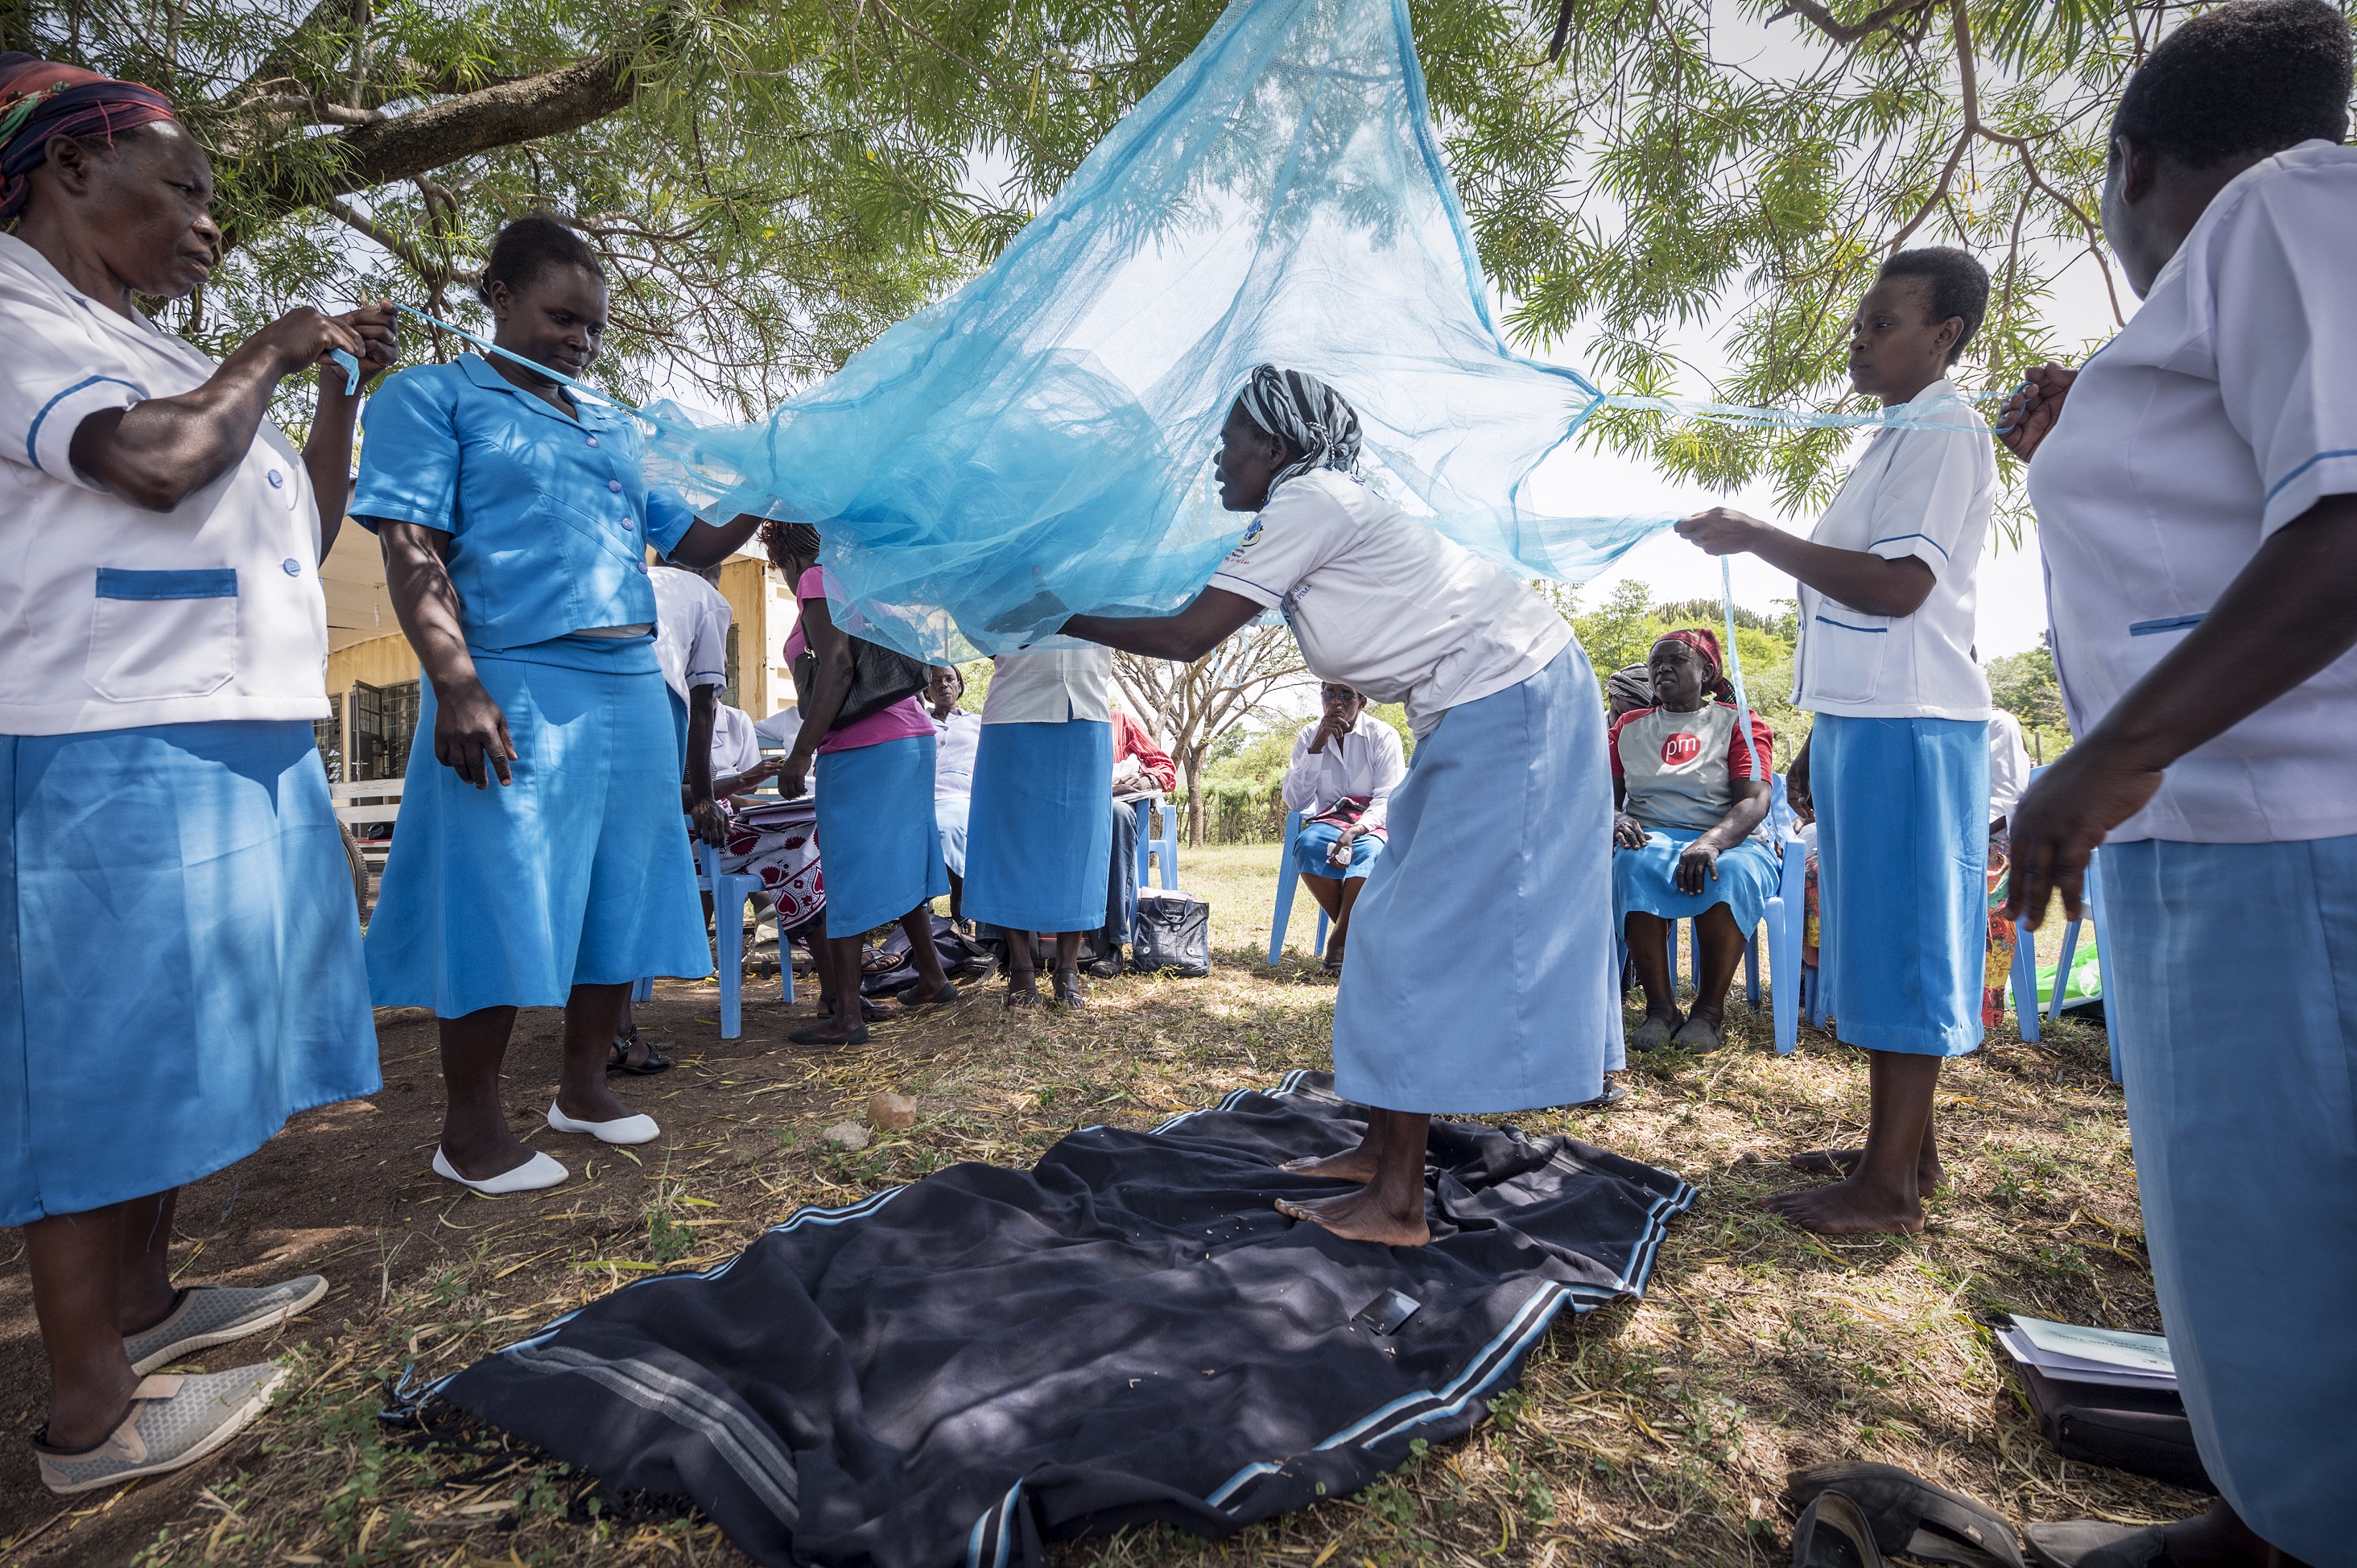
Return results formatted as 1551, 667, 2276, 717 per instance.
352, 215, 766, 1195
1056, 364, 1620, 1247
1677, 246, 1997, 1238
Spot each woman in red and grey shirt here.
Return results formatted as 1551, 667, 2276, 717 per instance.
1610, 629, 1777, 1053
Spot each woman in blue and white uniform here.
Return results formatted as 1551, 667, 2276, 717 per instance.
1060, 365, 1616, 1246
1, 56, 389, 1492
964, 648, 1116, 1009
353, 217, 763, 1195
2001, 7, 2356, 1564
1678, 246, 1996, 1236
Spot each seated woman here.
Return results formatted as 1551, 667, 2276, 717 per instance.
1610, 629, 1776, 1053
1280, 683, 1405, 974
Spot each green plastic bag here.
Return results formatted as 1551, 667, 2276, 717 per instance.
2030, 941, 2103, 1013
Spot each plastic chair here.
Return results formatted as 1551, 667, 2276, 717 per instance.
631, 841, 795, 1035
1133, 796, 1179, 890
1265, 809, 1331, 966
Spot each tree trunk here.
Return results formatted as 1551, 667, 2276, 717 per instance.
1183, 745, 1208, 848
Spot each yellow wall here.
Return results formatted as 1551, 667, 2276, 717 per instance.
321, 560, 792, 736
325, 630, 421, 696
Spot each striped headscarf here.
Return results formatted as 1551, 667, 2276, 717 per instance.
1233, 363, 1363, 493
0, 55, 179, 222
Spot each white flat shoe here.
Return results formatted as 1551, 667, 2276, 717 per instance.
432, 1146, 568, 1194
546, 1100, 660, 1145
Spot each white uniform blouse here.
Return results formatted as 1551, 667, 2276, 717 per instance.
980, 647, 1112, 724
650, 565, 733, 703
1788, 378, 1994, 721
1208, 469, 1572, 737
0, 233, 333, 736
1281, 712, 1407, 832
2029, 142, 2357, 844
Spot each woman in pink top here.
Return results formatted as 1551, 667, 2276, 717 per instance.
766, 523, 960, 1044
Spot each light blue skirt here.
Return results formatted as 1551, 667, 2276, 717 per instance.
936, 792, 971, 877
1331, 647, 1620, 1112
365, 638, 712, 1015
2100, 836, 2357, 1566
1611, 828, 1780, 933
814, 735, 948, 936
1811, 714, 1987, 1056
1, 721, 378, 1225
1291, 819, 1383, 881
964, 720, 1114, 934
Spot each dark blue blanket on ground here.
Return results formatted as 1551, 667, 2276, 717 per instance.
427, 1071, 1692, 1568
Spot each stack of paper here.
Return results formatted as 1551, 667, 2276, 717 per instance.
1995, 1314, 2177, 1391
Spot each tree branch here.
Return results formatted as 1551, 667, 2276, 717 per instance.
247, 51, 642, 221
1769, 0, 1935, 47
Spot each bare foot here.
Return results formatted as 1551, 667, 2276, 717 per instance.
1761, 1175, 1926, 1235
1789, 1147, 1943, 1189
1281, 1146, 1381, 1182
1274, 1188, 1430, 1246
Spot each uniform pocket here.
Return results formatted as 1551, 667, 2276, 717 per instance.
87, 567, 238, 701
1804, 607, 1891, 704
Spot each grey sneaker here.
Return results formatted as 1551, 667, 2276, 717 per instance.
35, 1365, 285, 1494
1628, 1013, 1679, 1051
123, 1275, 328, 1374
1669, 1014, 1723, 1053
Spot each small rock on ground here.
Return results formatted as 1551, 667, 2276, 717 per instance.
866, 1091, 918, 1131
823, 1121, 871, 1150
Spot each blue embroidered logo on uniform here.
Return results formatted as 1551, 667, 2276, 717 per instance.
1240, 518, 1264, 547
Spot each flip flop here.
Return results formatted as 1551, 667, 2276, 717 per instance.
1792, 1491, 1885, 1568
607, 1028, 673, 1075
1051, 974, 1088, 1009
2021, 1523, 2169, 1568
1784, 1463, 2025, 1568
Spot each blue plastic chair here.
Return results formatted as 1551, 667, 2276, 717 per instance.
1265, 808, 1332, 966
1133, 796, 1179, 890
631, 840, 795, 1037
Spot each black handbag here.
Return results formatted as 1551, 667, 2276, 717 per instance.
1130, 890, 1211, 977
795, 635, 931, 731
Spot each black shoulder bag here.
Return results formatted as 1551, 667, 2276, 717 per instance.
795, 636, 932, 731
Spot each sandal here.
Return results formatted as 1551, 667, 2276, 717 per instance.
1792, 1491, 1885, 1568
901, 980, 962, 1009
2021, 1523, 2167, 1568
1785, 1463, 2025, 1568
607, 1028, 673, 1075
1051, 972, 1087, 1010
1004, 985, 1041, 1011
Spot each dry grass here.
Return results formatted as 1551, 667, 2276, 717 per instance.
2, 846, 2194, 1567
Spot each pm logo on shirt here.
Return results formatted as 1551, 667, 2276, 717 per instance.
1660, 732, 1703, 767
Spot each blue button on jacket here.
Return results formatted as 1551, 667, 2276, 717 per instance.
350, 356, 696, 652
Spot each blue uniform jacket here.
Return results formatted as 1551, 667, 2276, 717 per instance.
351, 355, 696, 652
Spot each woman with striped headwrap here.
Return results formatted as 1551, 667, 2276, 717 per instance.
1058, 365, 1620, 1247
1, 55, 396, 1492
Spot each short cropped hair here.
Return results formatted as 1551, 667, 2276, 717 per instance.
476, 214, 604, 306
2113, 0, 2352, 168
1877, 246, 1989, 365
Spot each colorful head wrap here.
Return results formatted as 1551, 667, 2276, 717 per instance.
0, 54, 179, 222
1652, 628, 1736, 703
1233, 363, 1363, 493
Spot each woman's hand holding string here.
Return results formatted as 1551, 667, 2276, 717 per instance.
1996, 363, 2077, 462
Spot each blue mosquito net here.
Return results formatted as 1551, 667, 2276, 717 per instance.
638, 0, 1671, 659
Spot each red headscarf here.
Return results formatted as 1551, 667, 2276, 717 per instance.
0, 55, 179, 221
1652, 628, 1736, 703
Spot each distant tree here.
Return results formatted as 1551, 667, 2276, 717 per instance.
1113, 629, 1308, 846
1988, 636, 2071, 758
